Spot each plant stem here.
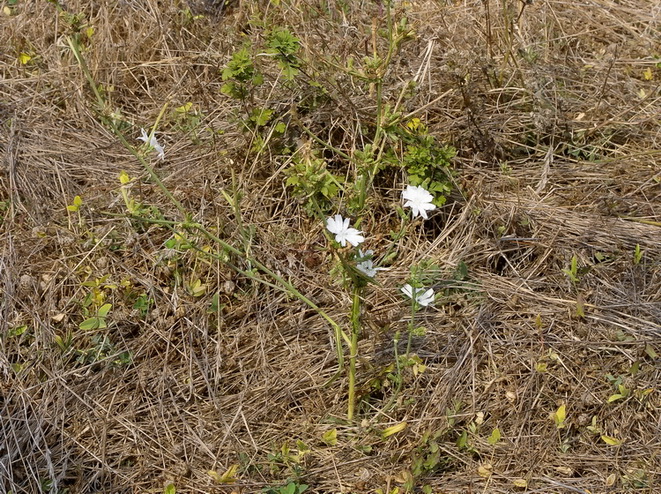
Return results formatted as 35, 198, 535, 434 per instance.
69, 34, 352, 408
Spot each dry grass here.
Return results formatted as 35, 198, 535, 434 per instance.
1, 0, 660, 493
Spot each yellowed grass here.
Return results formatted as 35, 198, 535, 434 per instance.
1, 0, 659, 492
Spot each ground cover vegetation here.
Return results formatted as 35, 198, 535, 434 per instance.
1, 0, 660, 492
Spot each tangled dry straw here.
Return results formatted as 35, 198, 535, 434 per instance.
1, 0, 659, 492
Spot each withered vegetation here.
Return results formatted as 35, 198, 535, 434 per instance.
1, 0, 659, 493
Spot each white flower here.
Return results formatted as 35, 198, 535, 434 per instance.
138, 128, 165, 160
355, 249, 387, 278
326, 214, 365, 247
401, 283, 435, 307
402, 185, 436, 219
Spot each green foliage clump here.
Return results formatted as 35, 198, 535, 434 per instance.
221, 46, 263, 99
266, 27, 301, 80
401, 134, 456, 207
284, 150, 343, 214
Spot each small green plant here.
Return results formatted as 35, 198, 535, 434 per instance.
221, 46, 263, 100
563, 254, 580, 283
266, 441, 309, 476
633, 243, 643, 264
550, 403, 571, 452
606, 370, 654, 403
586, 415, 601, 435
606, 373, 631, 403
75, 334, 131, 366
3, 0, 19, 16
186, 278, 208, 297
320, 428, 338, 446
78, 274, 116, 330
208, 464, 240, 484
284, 148, 344, 214
375, 488, 401, 494
551, 404, 566, 429
399, 131, 456, 207
266, 27, 301, 80
66, 194, 83, 212
562, 254, 588, 317
66, 195, 84, 229
622, 468, 649, 488
171, 101, 202, 137
79, 302, 112, 330
131, 293, 153, 318
487, 427, 501, 445
403, 429, 452, 492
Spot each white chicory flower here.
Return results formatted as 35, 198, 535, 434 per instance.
138, 128, 165, 161
355, 249, 387, 278
402, 185, 436, 219
401, 283, 435, 307
326, 214, 365, 247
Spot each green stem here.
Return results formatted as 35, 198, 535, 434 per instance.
68, 34, 353, 399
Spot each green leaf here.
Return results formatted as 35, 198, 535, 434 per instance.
321, 428, 338, 446
608, 394, 625, 403
97, 303, 112, 318
250, 108, 273, 126
164, 484, 176, 494
562, 268, 578, 283
601, 435, 622, 446
218, 464, 239, 483
283, 483, 296, 494
535, 361, 548, 372
382, 421, 407, 438
487, 428, 501, 445
456, 430, 468, 449
9, 325, 28, 338
189, 279, 207, 297
79, 317, 100, 330
552, 404, 566, 428
175, 102, 193, 113
455, 261, 468, 280
296, 439, 310, 454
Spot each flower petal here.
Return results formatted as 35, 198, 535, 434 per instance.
326, 214, 343, 234
138, 128, 149, 143
417, 288, 435, 307
401, 284, 414, 299
344, 228, 365, 247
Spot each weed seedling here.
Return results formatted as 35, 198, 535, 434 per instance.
66, 195, 84, 230
563, 254, 580, 283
